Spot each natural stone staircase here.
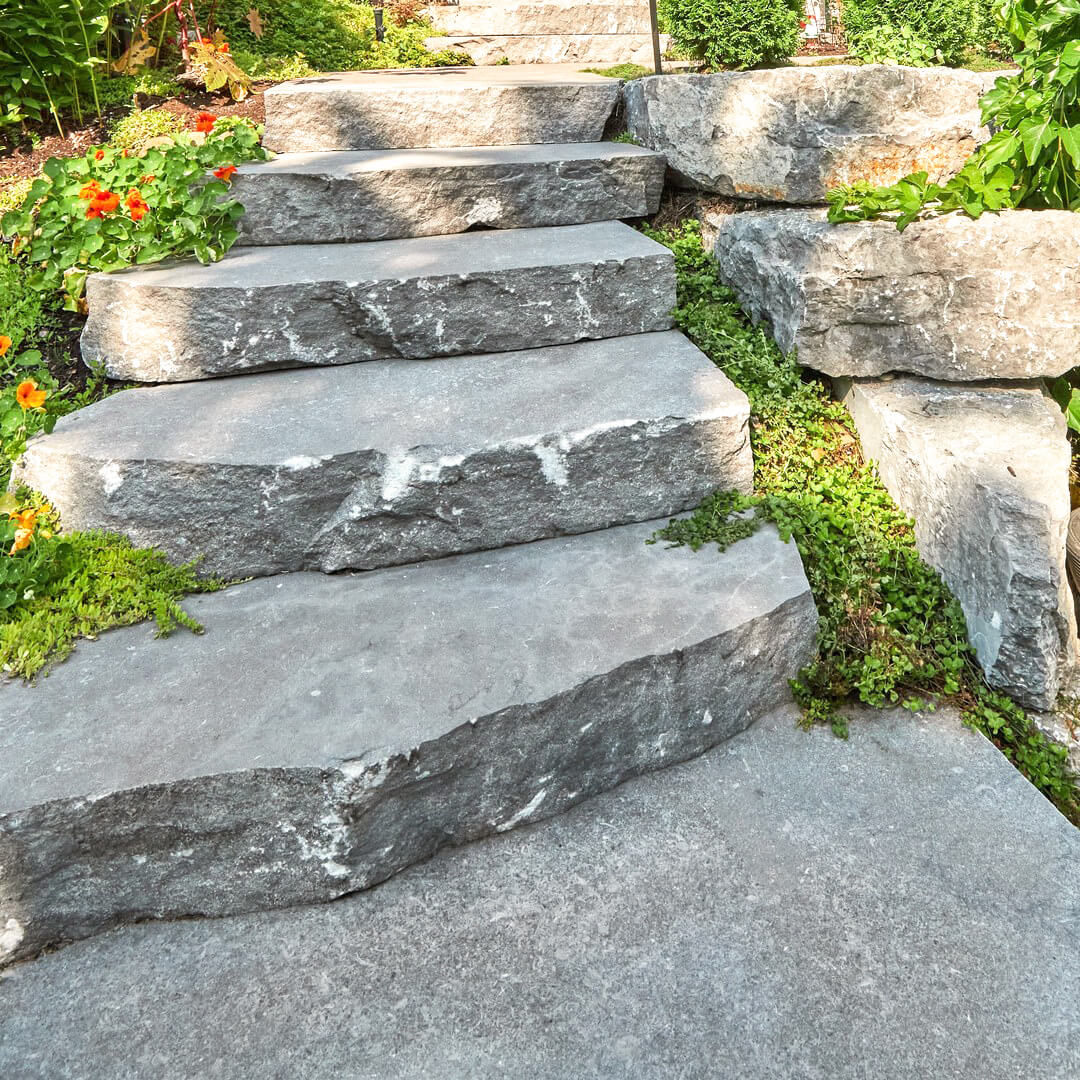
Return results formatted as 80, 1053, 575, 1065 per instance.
424, 0, 670, 65
1, 67, 817, 967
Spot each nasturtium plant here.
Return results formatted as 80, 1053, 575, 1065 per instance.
1, 117, 269, 309
828, 0, 1080, 228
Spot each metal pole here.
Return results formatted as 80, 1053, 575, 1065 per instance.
648, 0, 662, 75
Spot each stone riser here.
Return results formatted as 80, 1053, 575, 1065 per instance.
428, 33, 669, 65
263, 71, 621, 152
428, 4, 655, 35
0, 524, 818, 965
81, 223, 676, 382
17, 335, 752, 579
233, 144, 666, 246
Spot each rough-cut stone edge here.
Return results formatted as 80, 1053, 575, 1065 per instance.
426, 34, 672, 67
837, 375, 1076, 710
232, 147, 667, 246
0, 533, 816, 966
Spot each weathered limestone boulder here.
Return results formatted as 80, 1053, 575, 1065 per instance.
837, 376, 1075, 710
624, 66, 999, 203
706, 207, 1080, 382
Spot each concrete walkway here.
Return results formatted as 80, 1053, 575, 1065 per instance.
3, 705, 1077, 1079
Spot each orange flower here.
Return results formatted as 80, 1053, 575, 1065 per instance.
78, 180, 101, 201
15, 379, 47, 411
140, 174, 156, 184
9, 528, 32, 555
85, 206, 104, 219
199, 36, 213, 47
122, 148, 130, 158
213, 164, 237, 183
8, 506, 40, 532
94, 148, 105, 160
0, 334, 10, 358
126, 188, 150, 222
91, 190, 121, 213
195, 112, 217, 133
219, 40, 229, 53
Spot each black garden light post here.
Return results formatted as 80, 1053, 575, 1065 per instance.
648, 0, 662, 74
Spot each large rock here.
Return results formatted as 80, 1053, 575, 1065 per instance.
625, 66, 997, 203
81, 222, 675, 382
16, 333, 752, 578
234, 143, 666, 246
837, 376, 1076, 710
706, 207, 1080, 382
428, 1, 654, 35
263, 67, 622, 153
0, 522, 817, 966
425, 34, 669, 66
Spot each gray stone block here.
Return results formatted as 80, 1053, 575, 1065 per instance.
0, 522, 816, 966
838, 376, 1076, 710
426, 34, 670, 66
262, 67, 622, 153
233, 143, 666, 246
625, 66, 995, 204
16, 333, 752, 578
429, 2, 654, 36
81, 222, 675, 382
706, 207, 1080, 381
2, 706, 1077, 1079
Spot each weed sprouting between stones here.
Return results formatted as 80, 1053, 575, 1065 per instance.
647, 219, 1080, 825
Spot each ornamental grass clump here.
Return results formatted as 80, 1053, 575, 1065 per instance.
1, 116, 269, 310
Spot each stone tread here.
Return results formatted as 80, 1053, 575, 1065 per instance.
428, 1, 655, 35
81, 221, 676, 381
2, 705, 1077, 1079
232, 143, 667, 245
0, 522, 816, 964
16, 332, 753, 577
427, 33, 669, 66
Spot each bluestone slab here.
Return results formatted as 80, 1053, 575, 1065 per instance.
262, 66, 622, 152
16, 333, 753, 578
2, 705, 1076, 1079
706, 207, 1080, 381
838, 375, 1076, 710
0, 522, 816, 965
81, 221, 676, 381
233, 143, 666, 245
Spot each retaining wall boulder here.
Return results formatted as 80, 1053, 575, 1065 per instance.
705, 207, 1080, 382
624, 66, 999, 204
837, 375, 1075, 711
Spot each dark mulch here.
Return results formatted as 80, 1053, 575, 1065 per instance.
0, 84, 270, 181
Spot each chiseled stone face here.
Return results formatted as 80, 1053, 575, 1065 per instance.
706, 207, 1080, 382
80, 222, 676, 382
232, 144, 666, 246
0, 522, 816, 966
625, 65, 999, 204
16, 334, 752, 579
838, 375, 1075, 710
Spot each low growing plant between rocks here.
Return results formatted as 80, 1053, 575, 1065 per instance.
2, 115, 268, 310
648, 220, 1080, 824
829, 0, 1080, 227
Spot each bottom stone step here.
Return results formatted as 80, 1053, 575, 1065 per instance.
0, 521, 816, 966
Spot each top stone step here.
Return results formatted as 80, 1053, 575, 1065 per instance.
262, 66, 622, 153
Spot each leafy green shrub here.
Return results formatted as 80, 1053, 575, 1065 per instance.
829, 0, 1080, 227
853, 23, 944, 66
657, 0, 803, 70
2, 118, 269, 310
843, 0, 983, 65
107, 107, 185, 151
646, 220, 1079, 823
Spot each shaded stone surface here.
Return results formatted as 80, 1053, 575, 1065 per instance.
262, 66, 622, 152
838, 376, 1075, 710
707, 207, 1080, 381
0, 523, 816, 967
2, 705, 1077, 1079
625, 66, 995, 203
81, 222, 675, 382
234, 143, 666, 245
426, 33, 669, 66
17, 333, 752, 578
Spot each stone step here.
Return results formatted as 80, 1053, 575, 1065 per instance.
426, 33, 670, 66
428, 2, 654, 35
81, 221, 675, 382
233, 143, 666, 246
17, 333, 752, 579
6, 708, 1078, 1077
0, 521, 817, 966
262, 66, 622, 153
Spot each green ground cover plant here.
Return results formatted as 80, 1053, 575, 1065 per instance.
842, 0, 988, 65
829, 0, 1079, 227
657, 0, 803, 70
648, 220, 1080, 824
